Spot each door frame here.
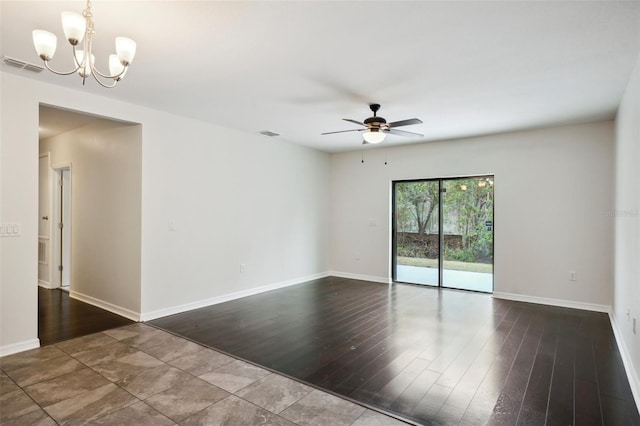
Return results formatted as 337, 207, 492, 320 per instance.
38, 152, 52, 288
391, 177, 442, 286
392, 175, 495, 293
51, 163, 72, 289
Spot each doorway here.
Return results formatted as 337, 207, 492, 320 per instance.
37, 104, 143, 345
392, 176, 494, 292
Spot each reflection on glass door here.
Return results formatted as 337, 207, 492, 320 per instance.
393, 180, 440, 287
393, 176, 494, 293
442, 177, 493, 292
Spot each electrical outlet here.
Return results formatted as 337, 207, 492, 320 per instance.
240, 263, 246, 273
569, 271, 576, 281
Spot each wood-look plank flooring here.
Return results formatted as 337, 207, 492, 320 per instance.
38, 287, 134, 346
150, 276, 640, 425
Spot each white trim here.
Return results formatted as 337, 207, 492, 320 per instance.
0, 339, 40, 357
609, 312, 640, 409
38, 280, 54, 289
50, 164, 73, 289
329, 271, 392, 285
51, 161, 72, 170
39, 152, 52, 283
141, 272, 330, 322
492, 291, 610, 313
70, 290, 140, 322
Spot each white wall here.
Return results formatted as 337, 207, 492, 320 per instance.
40, 119, 142, 317
613, 54, 640, 401
140, 114, 331, 318
330, 122, 614, 309
0, 74, 40, 355
0, 71, 331, 354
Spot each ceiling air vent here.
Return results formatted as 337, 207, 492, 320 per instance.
260, 130, 280, 137
2, 56, 44, 73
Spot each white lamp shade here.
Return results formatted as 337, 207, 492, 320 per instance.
32, 30, 57, 60
363, 130, 386, 144
75, 50, 94, 77
109, 54, 127, 80
61, 11, 86, 44
115, 37, 136, 65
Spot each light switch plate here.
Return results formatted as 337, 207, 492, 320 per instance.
0, 223, 21, 237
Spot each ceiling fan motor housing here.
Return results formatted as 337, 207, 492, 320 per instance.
321, 102, 422, 138
364, 103, 388, 131
364, 115, 387, 131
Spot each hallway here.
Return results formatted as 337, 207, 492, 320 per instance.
38, 287, 133, 346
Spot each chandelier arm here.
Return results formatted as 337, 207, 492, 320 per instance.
91, 64, 127, 80
73, 44, 82, 68
90, 72, 118, 88
43, 60, 81, 76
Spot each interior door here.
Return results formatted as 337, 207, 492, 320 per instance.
38, 156, 50, 237
60, 168, 71, 287
38, 155, 50, 285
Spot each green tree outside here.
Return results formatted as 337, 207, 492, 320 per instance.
395, 178, 493, 265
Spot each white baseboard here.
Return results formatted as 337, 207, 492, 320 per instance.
329, 271, 391, 284
70, 290, 141, 322
492, 291, 610, 313
141, 272, 331, 322
0, 338, 40, 357
609, 312, 640, 410
38, 280, 54, 289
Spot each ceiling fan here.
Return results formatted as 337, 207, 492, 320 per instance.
322, 104, 423, 144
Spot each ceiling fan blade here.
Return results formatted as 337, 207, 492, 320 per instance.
387, 128, 424, 137
321, 129, 363, 135
388, 118, 423, 128
342, 118, 367, 127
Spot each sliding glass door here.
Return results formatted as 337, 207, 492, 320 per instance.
393, 180, 440, 287
393, 176, 494, 293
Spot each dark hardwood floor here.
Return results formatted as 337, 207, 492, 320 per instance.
38, 287, 134, 346
150, 276, 640, 425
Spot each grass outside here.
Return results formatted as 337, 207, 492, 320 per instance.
397, 256, 493, 274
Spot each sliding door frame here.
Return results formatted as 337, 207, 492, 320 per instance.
392, 175, 495, 293
391, 177, 442, 286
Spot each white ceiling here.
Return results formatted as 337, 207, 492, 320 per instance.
2, 1, 640, 152
38, 105, 104, 140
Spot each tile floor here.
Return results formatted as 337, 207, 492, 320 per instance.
0, 323, 408, 426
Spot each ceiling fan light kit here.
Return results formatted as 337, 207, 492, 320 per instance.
322, 103, 423, 145
32, 0, 136, 88
363, 130, 386, 144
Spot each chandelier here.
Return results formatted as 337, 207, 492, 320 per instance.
32, 0, 136, 88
